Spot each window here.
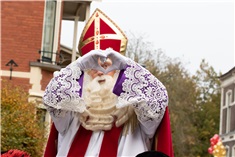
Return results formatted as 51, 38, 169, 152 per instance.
225, 145, 230, 157
222, 90, 233, 134
226, 90, 232, 107
234, 87, 235, 102
42, 0, 56, 62
231, 87, 235, 131
225, 90, 232, 133
232, 145, 235, 157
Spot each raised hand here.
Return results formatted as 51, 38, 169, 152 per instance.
76, 49, 107, 73
104, 48, 129, 73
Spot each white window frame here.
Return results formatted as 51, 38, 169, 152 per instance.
231, 87, 235, 131
234, 87, 235, 102
225, 90, 232, 133
232, 145, 235, 157
226, 145, 230, 157
41, 0, 61, 64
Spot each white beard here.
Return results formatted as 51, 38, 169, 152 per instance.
84, 75, 117, 107
80, 72, 137, 133
80, 75, 118, 131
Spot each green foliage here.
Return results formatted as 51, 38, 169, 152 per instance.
1, 81, 47, 157
191, 59, 221, 156
126, 34, 221, 156
149, 61, 199, 156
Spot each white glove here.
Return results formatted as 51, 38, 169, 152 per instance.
112, 106, 134, 127
76, 49, 107, 72
104, 48, 129, 73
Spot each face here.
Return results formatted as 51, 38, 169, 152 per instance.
88, 58, 116, 80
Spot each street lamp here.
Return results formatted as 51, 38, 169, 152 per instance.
5, 59, 18, 80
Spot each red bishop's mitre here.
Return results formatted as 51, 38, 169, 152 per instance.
78, 8, 128, 56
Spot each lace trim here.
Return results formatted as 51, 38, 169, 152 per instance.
117, 60, 168, 121
43, 62, 86, 115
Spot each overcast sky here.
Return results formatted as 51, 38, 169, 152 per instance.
61, 0, 234, 75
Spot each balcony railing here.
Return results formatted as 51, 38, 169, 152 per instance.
33, 50, 72, 72
37, 50, 59, 65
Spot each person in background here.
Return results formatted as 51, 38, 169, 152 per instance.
43, 8, 174, 157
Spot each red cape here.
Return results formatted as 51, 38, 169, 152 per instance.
154, 107, 174, 157
44, 107, 174, 157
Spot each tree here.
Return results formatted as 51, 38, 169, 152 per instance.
1, 80, 47, 157
126, 33, 221, 156
126, 32, 199, 156
154, 61, 199, 156
126, 31, 156, 65
191, 59, 221, 156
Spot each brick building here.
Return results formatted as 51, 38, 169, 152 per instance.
1, 0, 99, 125
219, 67, 235, 156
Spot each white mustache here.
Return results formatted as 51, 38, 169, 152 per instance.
87, 75, 114, 94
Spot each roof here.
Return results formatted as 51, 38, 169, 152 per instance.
60, 44, 77, 55
63, 0, 101, 21
219, 66, 235, 81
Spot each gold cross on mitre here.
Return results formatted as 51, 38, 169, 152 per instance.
78, 8, 128, 56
